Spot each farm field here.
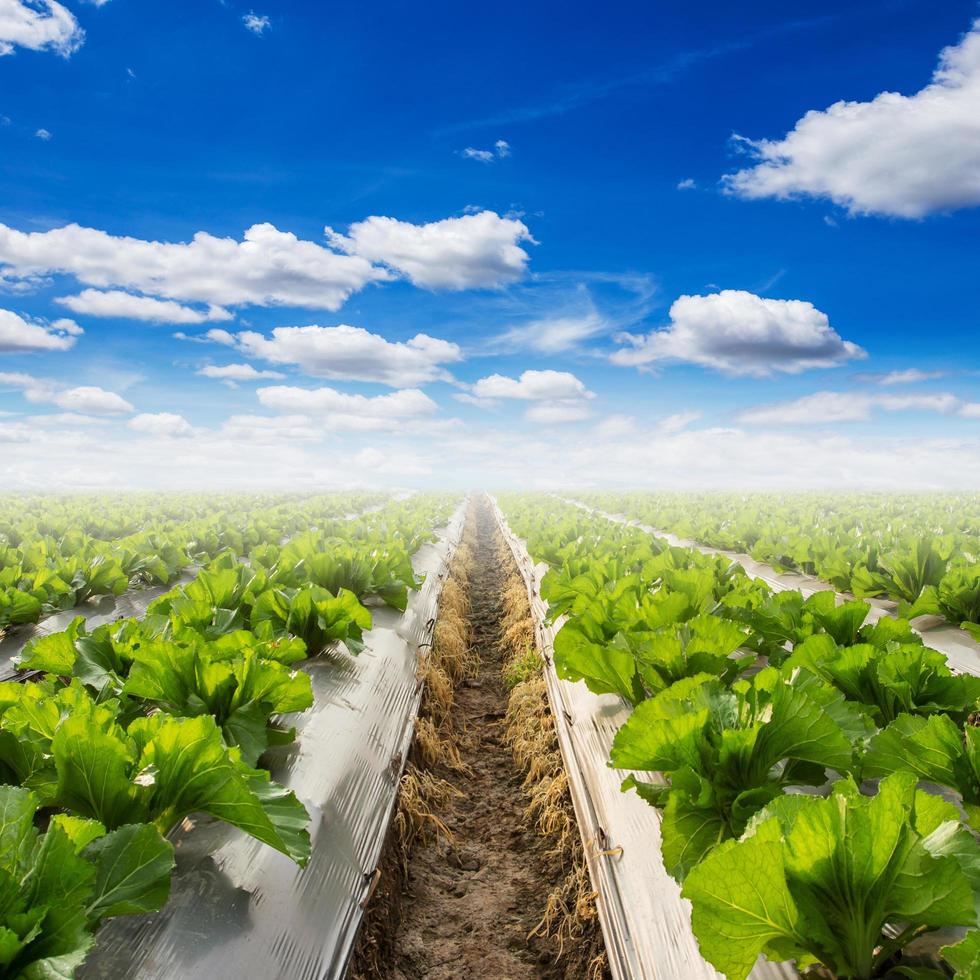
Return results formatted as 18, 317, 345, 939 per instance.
3, 490, 980, 979
4, 2, 980, 978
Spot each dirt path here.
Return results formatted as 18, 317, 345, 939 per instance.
391, 497, 564, 980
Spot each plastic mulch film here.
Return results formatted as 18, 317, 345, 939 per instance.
0, 496, 409, 681
0, 569, 199, 680
77, 498, 468, 980
562, 497, 980, 678
489, 497, 799, 980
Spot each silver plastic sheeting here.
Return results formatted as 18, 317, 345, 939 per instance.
78, 499, 467, 980
0, 569, 199, 680
491, 497, 795, 980
0, 498, 411, 681
561, 497, 980, 677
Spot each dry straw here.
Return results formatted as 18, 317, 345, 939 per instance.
495, 528, 608, 979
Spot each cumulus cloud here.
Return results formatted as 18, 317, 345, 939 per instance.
723, 21, 980, 218
677, 178, 697, 190
0, 308, 82, 352
611, 289, 865, 376
0, 0, 82, 57
34, 127, 51, 140
237, 324, 462, 386
128, 412, 193, 437
57, 289, 233, 324
256, 384, 438, 431
0, 221, 386, 311
472, 369, 594, 401
47, 386, 134, 414
325, 211, 533, 289
0, 211, 533, 311
469, 369, 595, 425
242, 12, 269, 35
197, 363, 285, 382
738, 390, 970, 425
0, 370, 134, 414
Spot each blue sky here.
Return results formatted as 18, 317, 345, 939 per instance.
1, 0, 979, 489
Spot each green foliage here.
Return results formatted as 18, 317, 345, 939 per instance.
683, 773, 980, 980
0, 785, 173, 978
784, 634, 980, 726
612, 668, 867, 878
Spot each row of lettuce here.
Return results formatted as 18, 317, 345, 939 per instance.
0, 493, 459, 980
500, 494, 980, 980
575, 491, 980, 641
0, 491, 390, 632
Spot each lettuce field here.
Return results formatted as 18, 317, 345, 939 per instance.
1, 490, 980, 980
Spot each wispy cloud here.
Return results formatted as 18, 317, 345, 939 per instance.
479, 270, 658, 355
460, 139, 511, 163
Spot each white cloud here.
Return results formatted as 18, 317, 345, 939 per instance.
593, 414, 636, 439
738, 390, 967, 425
174, 327, 238, 346
34, 127, 51, 140
256, 384, 438, 431
46, 386, 134, 414
128, 412, 193, 437
877, 368, 946, 386
472, 369, 594, 401
4, 410, 980, 492
325, 211, 533, 289
961, 403, 980, 419
525, 400, 593, 424
237, 324, 462, 386
723, 21, 980, 218
0, 211, 533, 310
0, 0, 82, 57
204, 327, 237, 345
494, 311, 607, 354
462, 147, 494, 163
677, 178, 697, 190
0, 370, 134, 414
0, 221, 388, 311
29, 412, 109, 427
220, 414, 321, 444
57, 289, 233, 324
611, 289, 865, 376
658, 410, 702, 433
461, 139, 511, 163
198, 363, 285, 382
243, 12, 269, 35
469, 369, 595, 425
0, 308, 81, 352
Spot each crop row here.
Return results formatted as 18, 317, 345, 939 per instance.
0, 490, 390, 632
576, 491, 980, 639
500, 493, 980, 980
0, 493, 459, 979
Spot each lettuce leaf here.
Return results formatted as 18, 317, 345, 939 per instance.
0, 785, 173, 978
683, 773, 980, 980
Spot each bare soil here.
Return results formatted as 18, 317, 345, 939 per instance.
389, 499, 566, 980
